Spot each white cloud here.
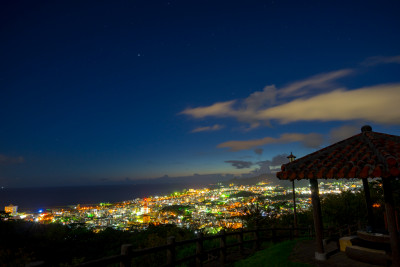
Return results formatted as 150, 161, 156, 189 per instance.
191, 124, 225, 133
225, 160, 254, 169
217, 132, 323, 151
180, 100, 236, 118
279, 69, 353, 97
246, 154, 290, 176
244, 85, 277, 109
181, 57, 400, 130
259, 84, 400, 124
180, 69, 355, 128
362, 55, 400, 66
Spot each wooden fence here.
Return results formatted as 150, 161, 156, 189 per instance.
75, 226, 313, 267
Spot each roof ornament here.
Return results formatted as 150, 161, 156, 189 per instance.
361, 125, 372, 133
287, 152, 296, 162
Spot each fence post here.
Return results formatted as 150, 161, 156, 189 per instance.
120, 244, 133, 267
239, 228, 244, 255
167, 236, 176, 267
220, 230, 226, 265
196, 232, 204, 267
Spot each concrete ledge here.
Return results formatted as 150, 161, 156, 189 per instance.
315, 252, 327, 261
345, 245, 390, 266
339, 235, 357, 252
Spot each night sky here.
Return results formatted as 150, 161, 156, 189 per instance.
1, 1, 400, 188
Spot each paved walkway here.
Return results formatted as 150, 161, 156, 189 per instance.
290, 239, 384, 267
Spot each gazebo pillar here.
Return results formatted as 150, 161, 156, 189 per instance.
362, 178, 374, 229
382, 177, 400, 266
310, 178, 326, 260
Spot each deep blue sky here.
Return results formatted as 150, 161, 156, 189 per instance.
1, 0, 400, 187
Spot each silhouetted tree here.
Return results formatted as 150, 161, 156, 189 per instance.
321, 190, 366, 227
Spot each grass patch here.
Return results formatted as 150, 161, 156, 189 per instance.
234, 239, 311, 267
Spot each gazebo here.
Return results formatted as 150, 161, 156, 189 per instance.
277, 125, 400, 265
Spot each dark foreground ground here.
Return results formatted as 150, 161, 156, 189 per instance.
290, 239, 383, 267
203, 239, 384, 267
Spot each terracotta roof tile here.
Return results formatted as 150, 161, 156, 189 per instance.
277, 127, 400, 180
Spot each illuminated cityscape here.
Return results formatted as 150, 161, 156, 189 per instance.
4, 181, 363, 234
4, 204, 18, 215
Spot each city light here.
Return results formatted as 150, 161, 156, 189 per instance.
4, 180, 364, 232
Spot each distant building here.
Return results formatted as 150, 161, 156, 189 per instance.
143, 214, 150, 223
5, 204, 18, 215
141, 204, 150, 214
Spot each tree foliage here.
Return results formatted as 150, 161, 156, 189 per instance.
161, 205, 191, 215
239, 198, 283, 228
0, 220, 194, 266
229, 191, 259, 199
321, 190, 366, 227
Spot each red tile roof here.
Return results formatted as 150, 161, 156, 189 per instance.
277, 126, 400, 180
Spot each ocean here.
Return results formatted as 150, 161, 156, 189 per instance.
0, 183, 207, 212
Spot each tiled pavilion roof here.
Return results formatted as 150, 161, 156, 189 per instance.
277, 126, 400, 180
